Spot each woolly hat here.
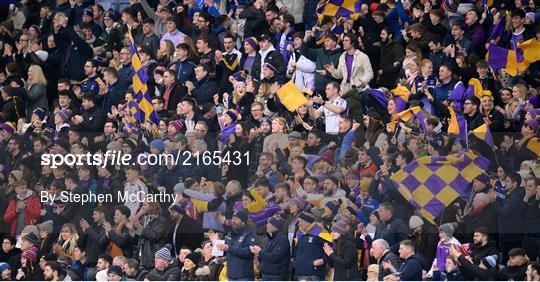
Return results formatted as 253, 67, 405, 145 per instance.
55, 110, 72, 123
443, 0, 458, 13
263, 62, 278, 74
0, 262, 10, 273
481, 255, 498, 269
22, 246, 38, 262
9, 170, 23, 182
22, 225, 39, 237
527, 109, 539, 120
528, 95, 539, 108
0, 122, 16, 134
409, 215, 424, 230
331, 220, 349, 236
149, 139, 164, 153
30, 24, 41, 37
225, 110, 238, 122
298, 210, 316, 223
22, 232, 40, 247
155, 244, 173, 261
38, 220, 54, 234
291, 196, 307, 211
41, 253, 57, 262
185, 252, 201, 264
439, 223, 455, 237
319, 150, 335, 165
233, 209, 249, 223
245, 37, 259, 50
267, 214, 285, 230
108, 265, 123, 277
526, 12, 535, 23
170, 120, 184, 133
32, 108, 47, 122
324, 200, 340, 215
525, 118, 538, 132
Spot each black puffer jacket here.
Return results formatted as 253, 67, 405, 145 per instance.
325, 233, 361, 280
137, 215, 169, 269
376, 40, 405, 89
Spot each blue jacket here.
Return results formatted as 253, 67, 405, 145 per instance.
398, 254, 424, 281
169, 59, 196, 85
293, 227, 327, 277
191, 76, 219, 105
496, 186, 527, 242
118, 63, 132, 89
100, 80, 127, 113
225, 226, 258, 280
259, 231, 291, 277
81, 76, 99, 97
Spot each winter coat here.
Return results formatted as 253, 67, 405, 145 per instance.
238, 6, 266, 38
496, 186, 527, 243
79, 105, 106, 133
471, 242, 499, 266
329, 49, 374, 94
184, 189, 225, 232
462, 203, 499, 244
160, 82, 187, 112
25, 83, 48, 117
500, 263, 528, 281
82, 223, 109, 267
148, 263, 182, 281
432, 268, 466, 281
293, 224, 329, 278
169, 214, 204, 256
458, 255, 499, 280
55, 25, 93, 81
191, 76, 219, 105
378, 250, 402, 280
380, 216, 411, 253
259, 231, 291, 277
415, 223, 440, 270
224, 225, 258, 280
3, 191, 41, 235
251, 47, 287, 83
325, 234, 361, 280
398, 254, 424, 281
376, 40, 405, 89
137, 215, 169, 269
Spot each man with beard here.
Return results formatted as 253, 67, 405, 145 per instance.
43, 261, 66, 281
321, 176, 346, 205
469, 227, 499, 266
214, 210, 258, 280
79, 59, 100, 98
169, 201, 204, 255
375, 27, 405, 89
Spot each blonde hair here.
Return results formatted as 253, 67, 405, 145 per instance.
27, 65, 47, 86
58, 223, 79, 257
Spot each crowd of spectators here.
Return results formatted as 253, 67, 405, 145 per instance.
0, 0, 539, 280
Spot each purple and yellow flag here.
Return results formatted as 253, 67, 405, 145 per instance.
296, 222, 333, 243
390, 150, 490, 223
518, 39, 540, 64
129, 36, 160, 131
389, 106, 428, 133
447, 106, 468, 142
124, 100, 142, 135
316, 0, 363, 23
486, 44, 528, 76
487, 15, 505, 43
471, 118, 495, 149
391, 86, 410, 113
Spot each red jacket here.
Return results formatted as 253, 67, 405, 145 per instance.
3, 193, 41, 235
359, 161, 379, 178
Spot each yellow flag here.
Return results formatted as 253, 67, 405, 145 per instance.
518, 39, 540, 63
276, 81, 309, 112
